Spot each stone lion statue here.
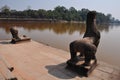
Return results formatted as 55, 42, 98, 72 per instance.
69, 11, 101, 66
10, 27, 21, 40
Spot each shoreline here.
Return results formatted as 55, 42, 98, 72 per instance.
0, 18, 85, 23
1, 18, 120, 25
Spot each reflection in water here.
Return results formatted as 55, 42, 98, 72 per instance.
0, 20, 120, 67
0, 21, 110, 35
0, 21, 86, 35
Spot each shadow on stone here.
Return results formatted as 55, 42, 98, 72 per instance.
45, 62, 85, 79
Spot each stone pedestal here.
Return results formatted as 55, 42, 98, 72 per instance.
66, 56, 97, 77
11, 36, 31, 44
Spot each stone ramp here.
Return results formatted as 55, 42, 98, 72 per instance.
0, 40, 120, 80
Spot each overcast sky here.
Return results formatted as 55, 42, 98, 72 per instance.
0, 0, 120, 19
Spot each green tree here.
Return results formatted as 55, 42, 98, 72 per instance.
38, 9, 47, 18
68, 7, 78, 21
106, 14, 112, 23
0, 5, 119, 23
0, 5, 11, 17
80, 8, 89, 21
54, 6, 67, 20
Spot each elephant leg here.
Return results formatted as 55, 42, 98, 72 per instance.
84, 45, 96, 66
69, 42, 77, 61
84, 51, 92, 66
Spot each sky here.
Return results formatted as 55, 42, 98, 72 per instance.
0, 0, 120, 20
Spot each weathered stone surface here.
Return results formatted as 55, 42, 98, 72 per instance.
0, 58, 17, 80
0, 40, 120, 80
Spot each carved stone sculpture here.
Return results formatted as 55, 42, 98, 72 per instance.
67, 11, 101, 76
10, 27, 21, 40
10, 27, 31, 44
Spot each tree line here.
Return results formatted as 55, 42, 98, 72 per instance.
0, 5, 120, 23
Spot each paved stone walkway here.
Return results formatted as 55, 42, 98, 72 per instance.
0, 40, 120, 80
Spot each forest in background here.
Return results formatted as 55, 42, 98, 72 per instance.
0, 5, 120, 24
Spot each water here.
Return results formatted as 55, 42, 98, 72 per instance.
0, 20, 120, 67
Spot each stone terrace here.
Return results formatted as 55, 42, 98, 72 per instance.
0, 40, 120, 80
